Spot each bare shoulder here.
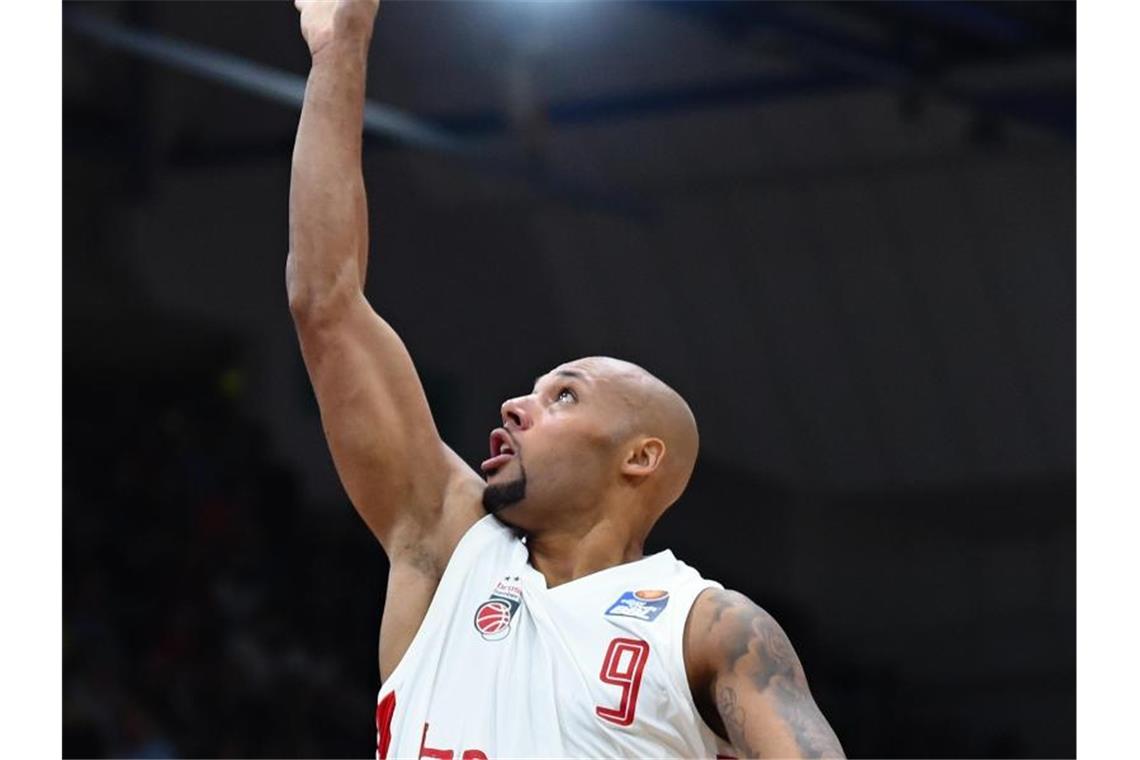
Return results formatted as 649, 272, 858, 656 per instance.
379, 449, 485, 680
686, 588, 794, 671
685, 588, 790, 693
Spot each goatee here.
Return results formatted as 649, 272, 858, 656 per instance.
483, 467, 527, 514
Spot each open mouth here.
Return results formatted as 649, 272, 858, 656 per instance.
480, 428, 518, 475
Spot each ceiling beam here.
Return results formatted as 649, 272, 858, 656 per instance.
63, 7, 650, 218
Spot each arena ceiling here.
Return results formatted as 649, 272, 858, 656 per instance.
64, 1, 1075, 495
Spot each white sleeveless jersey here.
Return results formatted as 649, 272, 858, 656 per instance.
375, 514, 735, 759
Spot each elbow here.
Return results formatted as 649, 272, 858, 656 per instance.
285, 251, 317, 320
285, 251, 312, 316
285, 251, 356, 327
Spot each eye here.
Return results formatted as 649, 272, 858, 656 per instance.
555, 386, 577, 403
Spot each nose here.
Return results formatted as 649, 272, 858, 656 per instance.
500, 396, 534, 432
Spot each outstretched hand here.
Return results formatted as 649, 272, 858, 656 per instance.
295, 0, 380, 58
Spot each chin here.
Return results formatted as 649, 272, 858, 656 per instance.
482, 472, 527, 515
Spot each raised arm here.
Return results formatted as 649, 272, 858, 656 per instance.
686, 589, 845, 759
287, 0, 483, 568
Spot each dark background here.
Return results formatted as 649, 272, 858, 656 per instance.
62, 1, 1075, 757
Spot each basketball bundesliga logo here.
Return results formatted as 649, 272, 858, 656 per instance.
604, 589, 670, 622
473, 576, 523, 641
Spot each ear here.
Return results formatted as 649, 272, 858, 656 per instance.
621, 437, 666, 479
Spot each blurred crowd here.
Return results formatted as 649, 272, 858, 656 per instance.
64, 364, 383, 758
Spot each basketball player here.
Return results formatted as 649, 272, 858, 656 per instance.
288, 1, 843, 757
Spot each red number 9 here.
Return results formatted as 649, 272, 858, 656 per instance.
595, 637, 651, 727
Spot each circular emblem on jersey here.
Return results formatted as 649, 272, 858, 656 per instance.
474, 600, 512, 641
634, 589, 669, 601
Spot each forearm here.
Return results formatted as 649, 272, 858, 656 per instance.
287, 34, 372, 317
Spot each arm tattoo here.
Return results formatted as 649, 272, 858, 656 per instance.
709, 592, 844, 759
717, 685, 747, 749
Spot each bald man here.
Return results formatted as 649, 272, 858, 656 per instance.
288, 1, 843, 757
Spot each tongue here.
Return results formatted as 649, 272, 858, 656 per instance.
480, 452, 514, 473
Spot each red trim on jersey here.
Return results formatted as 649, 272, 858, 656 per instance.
375, 691, 396, 760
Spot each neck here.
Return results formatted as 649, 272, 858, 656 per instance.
525, 515, 648, 589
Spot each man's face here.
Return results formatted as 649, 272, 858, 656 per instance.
482, 362, 624, 525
